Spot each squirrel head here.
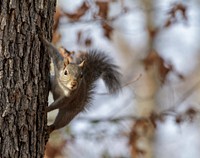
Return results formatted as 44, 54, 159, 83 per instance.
59, 59, 85, 91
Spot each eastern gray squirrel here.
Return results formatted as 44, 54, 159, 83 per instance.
39, 35, 121, 133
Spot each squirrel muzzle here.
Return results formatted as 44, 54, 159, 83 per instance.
68, 80, 78, 90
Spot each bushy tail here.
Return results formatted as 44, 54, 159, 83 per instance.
79, 50, 121, 94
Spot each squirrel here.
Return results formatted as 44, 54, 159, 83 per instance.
39, 35, 121, 133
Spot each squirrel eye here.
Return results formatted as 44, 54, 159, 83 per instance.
64, 71, 68, 75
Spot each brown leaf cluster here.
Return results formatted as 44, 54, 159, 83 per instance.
95, 1, 113, 39
175, 107, 198, 124
129, 118, 153, 157
52, 2, 188, 47
52, 1, 119, 45
143, 51, 173, 84
143, 51, 184, 83
129, 107, 198, 157
95, 1, 109, 19
77, 31, 92, 47
52, 2, 90, 44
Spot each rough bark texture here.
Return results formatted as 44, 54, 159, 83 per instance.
0, 0, 56, 157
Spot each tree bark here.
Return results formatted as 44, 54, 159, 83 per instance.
0, 1, 56, 157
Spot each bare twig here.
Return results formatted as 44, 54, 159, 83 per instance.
97, 74, 142, 95
161, 80, 200, 115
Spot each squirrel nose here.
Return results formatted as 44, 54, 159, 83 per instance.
71, 80, 77, 88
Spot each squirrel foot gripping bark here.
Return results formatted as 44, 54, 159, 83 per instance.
39, 35, 121, 133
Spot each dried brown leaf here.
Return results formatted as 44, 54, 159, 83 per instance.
158, 59, 172, 84
185, 107, 197, 121
77, 31, 82, 44
129, 129, 137, 145
96, 1, 109, 19
85, 38, 92, 47
143, 51, 158, 70
143, 51, 173, 84
149, 113, 158, 128
101, 22, 113, 39
64, 2, 89, 21
148, 28, 158, 39
175, 115, 183, 124
165, 3, 188, 27
168, 3, 187, 17
164, 19, 172, 27
129, 119, 151, 158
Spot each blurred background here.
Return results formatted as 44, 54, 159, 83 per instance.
45, 0, 200, 158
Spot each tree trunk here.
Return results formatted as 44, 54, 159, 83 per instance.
0, 1, 56, 157
129, 0, 158, 158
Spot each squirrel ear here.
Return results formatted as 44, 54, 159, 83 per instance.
64, 58, 69, 68
79, 60, 85, 68
59, 47, 65, 57
59, 47, 74, 63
